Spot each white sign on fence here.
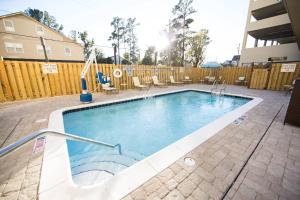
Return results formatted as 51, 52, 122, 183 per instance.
42, 64, 58, 74
281, 64, 296, 72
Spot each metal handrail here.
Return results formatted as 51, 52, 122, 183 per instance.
0, 128, 122, 158
143, 83, 152, 100
210, 80, 218, 95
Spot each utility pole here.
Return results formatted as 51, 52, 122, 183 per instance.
40, 37, 49, 62
168, 20, 172, 66
154, 52, 158, 65
113, 45, 117, 64
237, 43, 240, 55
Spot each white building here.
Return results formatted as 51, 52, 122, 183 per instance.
240, 0, 300, 65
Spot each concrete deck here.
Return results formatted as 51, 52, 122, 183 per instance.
0, 84, 299, 200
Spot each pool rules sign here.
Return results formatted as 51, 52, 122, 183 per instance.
281, 63, 296, 72
42, 63, 58, 74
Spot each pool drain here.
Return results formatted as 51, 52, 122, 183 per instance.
184, 157, 196, 166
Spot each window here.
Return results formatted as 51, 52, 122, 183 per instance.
36, 25, 44, 35
5, 42, 24, 53
36, 45, 51, 55
64, 47, 71, 56
3, 19, 15, 32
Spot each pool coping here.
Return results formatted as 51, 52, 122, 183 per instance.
39, 88, 263, 200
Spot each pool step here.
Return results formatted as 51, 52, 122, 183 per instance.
70, 149, 145, 163
70, 150, 145, 186
71, 154, 137, 174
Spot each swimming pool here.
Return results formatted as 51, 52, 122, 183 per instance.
63, 91, 250, 185
40, 89, 262, 200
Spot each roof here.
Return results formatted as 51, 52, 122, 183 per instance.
232, 55, 240, 61
0, 12, 82, 47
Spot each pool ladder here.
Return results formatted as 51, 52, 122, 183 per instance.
210, 80, 226, 96
219, 80, 226, 96
143, 84, 153, 100
210, 80, 218, 95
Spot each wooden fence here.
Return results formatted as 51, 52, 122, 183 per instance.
249, 69, 269, 89
0, 60, 299, 102
248, 63, 300, 90
267, 63, 300, 90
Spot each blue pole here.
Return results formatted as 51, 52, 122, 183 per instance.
80, 78, 92, 103
81, 78, 87, 90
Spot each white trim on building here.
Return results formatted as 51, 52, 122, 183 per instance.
5, 42, 24, 53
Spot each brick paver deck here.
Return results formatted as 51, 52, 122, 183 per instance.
0, 84, 299, 200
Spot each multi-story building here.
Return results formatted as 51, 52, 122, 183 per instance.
240, 0, 300, 65
0, 12, 84, 62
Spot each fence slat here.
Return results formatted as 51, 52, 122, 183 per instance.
53, 65, 62, 96
0, 80, 5, 102
0, 61, 13, 100
6, 62, 21, 100
77, 64, 83, 93
13, 62, 27, 99
73, 64, 80, 94
33, 62, 46, 97
19, 62, 33, 98
40, 63, 52, 97
27, 62, 40, 98
57, 63, 67, 95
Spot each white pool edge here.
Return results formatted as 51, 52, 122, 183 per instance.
39, 88, 263, 200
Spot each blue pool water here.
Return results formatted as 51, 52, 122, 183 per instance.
63, 91, 250, 181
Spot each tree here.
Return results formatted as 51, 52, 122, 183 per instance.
78, 31, 94, 59
142, 46, 156, 65
160, 21, 182, 66
159, 49, 169, 65
124, 18, 140, 64
171, 0, 196, 66
24, 8, 63, 32
94, 48, 114, 64
95, 48, 104, 62
121, 52, 131, 64
69, 30, 77, 42
109, 17, 126, 64
43, 11, 63, 32
123, 52, 130, 61
187, 29, 211, 67
24, 8, 43, 22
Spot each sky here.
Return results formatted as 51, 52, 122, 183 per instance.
0, 0, 250, 62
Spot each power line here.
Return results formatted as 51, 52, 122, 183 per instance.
0, 31, 149, 53
0, 9, 14, 14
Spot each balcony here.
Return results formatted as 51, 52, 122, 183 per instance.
252, 0, 286, 20
247, 14, 292, 40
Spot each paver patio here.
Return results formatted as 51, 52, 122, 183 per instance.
0, 84, 299, 200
